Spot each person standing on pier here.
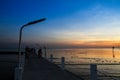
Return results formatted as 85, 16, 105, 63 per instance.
31, 48, 36, 56
25, 46, 30, 59
38, 48, 42, 58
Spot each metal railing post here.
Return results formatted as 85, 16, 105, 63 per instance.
14, 67, 23, 80
90, 64, 97, 80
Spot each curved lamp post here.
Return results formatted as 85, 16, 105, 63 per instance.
18, 18, 46, 67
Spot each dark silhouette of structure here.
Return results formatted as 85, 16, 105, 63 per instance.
112, 46, 115, 58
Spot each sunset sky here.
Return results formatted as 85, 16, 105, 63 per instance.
1, 0, 120, 50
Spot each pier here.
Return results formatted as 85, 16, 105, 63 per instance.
21, 54, 82, 80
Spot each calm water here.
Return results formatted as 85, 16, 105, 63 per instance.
47, 48, 120, 80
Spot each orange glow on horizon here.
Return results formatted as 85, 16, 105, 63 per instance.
69, 40, 120, 47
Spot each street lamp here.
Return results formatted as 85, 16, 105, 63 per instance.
18, 18, 46, 67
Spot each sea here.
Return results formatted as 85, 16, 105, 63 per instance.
46, 48, 120, 80
1, 48, 120, 80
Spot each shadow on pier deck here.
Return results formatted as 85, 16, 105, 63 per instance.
22, 54, 82, 80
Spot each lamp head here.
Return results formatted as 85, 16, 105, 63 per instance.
24, 18, 46, 27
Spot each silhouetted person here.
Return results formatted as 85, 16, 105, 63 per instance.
25, 46, 30, 59
31, 48, 36, 55
38, 48, 42, 58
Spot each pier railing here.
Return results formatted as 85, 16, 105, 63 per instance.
47, 54, 120, 80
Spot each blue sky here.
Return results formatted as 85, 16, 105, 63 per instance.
1, 0, 120, 50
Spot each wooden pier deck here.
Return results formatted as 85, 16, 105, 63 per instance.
22, 54, 82, 80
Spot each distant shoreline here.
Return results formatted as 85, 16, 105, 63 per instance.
0, 51, 24, 54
